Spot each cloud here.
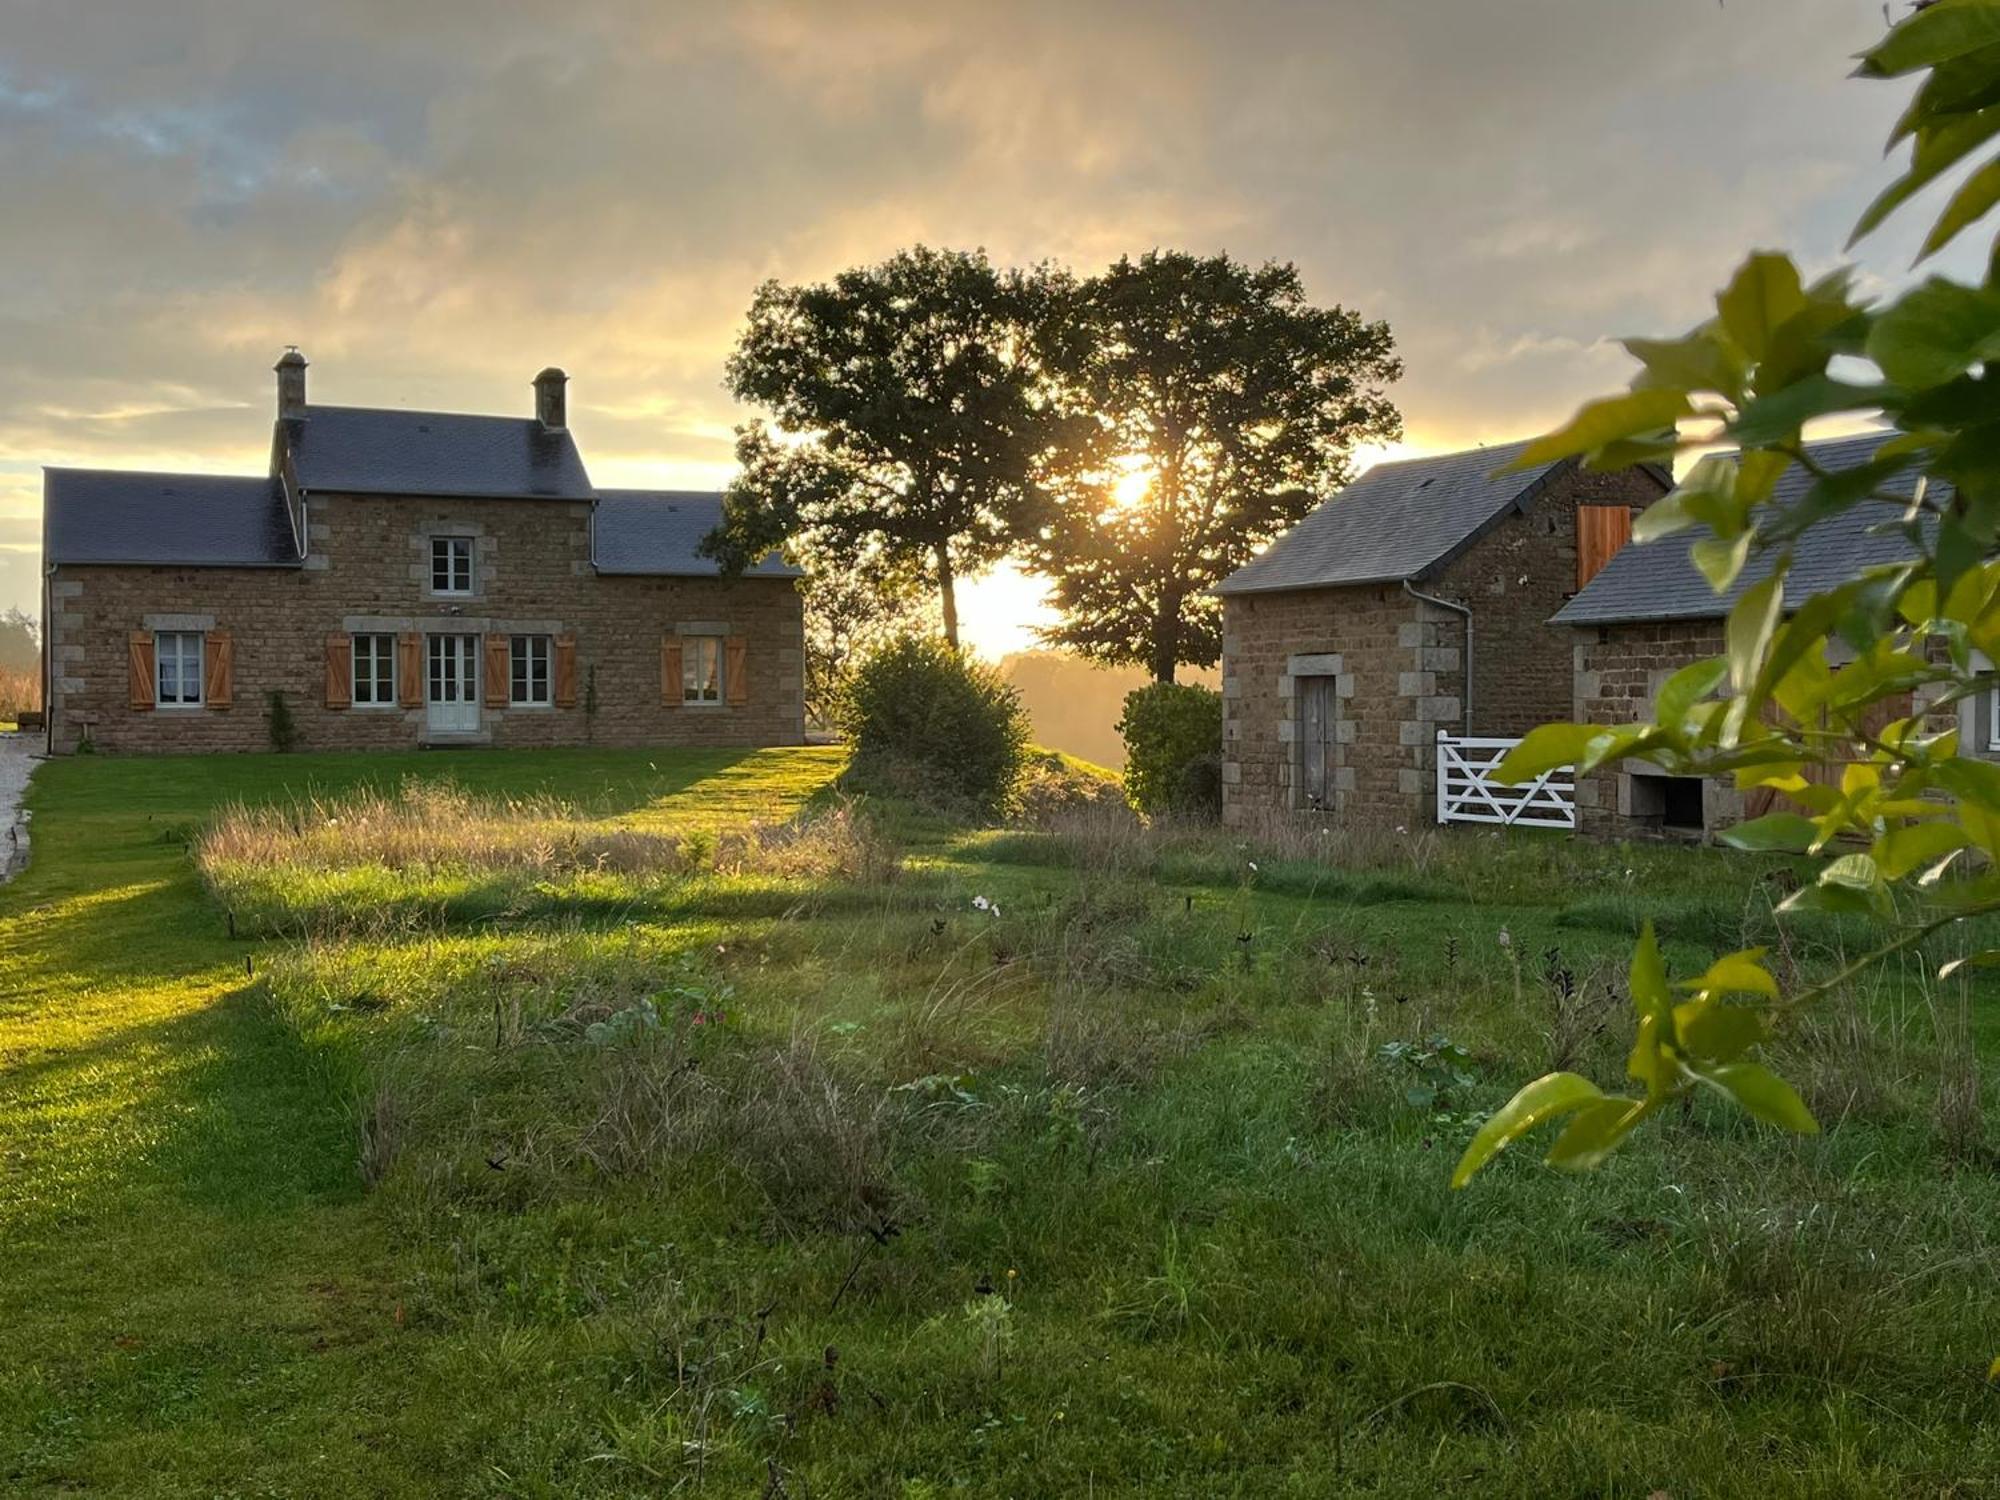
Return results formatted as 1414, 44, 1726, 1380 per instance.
0, 0, 1985, 635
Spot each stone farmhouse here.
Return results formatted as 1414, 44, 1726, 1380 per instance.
1557, 431, 1958, 840
1214, 440, 1668, 827
40, 351, 804, 755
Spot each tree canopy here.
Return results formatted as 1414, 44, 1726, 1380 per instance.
1028, 251, 1402, 682
705, 246, 1069, 649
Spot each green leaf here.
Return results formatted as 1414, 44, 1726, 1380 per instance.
1492, 723, 1620, 783
1867, 277, 2000, 387
1720, 812, 1819, 853
1692, 532, 1755, 591
1922, 153, 2000, 258
1451, 1072, 1607, 1188
1726, 569, 1788, 696
1852, 104, 2000, 245
1511, 390, 1691, 470
1654, 657, 1729, 727
1937, 949, 2000, 980
1729, 377, 1897, 446
1544, 1096, 1648, 1171
1682, 948, 1780, 1000
1875, 819, 1973, 880
1623, 328, 1744, 397
1673, 999, 1769, 1065
1859, 0, 2000, 79
1702, 1062, 1820, 1135
1716, 253, 1808, 362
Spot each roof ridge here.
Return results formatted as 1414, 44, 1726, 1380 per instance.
297, 403, 543, 424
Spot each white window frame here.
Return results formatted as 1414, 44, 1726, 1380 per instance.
352, 633, 396, 707
430, 535, 475, 596
155, 630, 203, 708
682, 635, 724, 704
510, 634, 552, 707
1989, 686, 1999, 753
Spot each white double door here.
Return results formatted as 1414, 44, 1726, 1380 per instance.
427, 633, 480, 734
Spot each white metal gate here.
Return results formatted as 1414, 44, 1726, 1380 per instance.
1436, 731, 1576, 829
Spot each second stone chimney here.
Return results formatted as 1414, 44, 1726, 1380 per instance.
276, 347, 308, 415
533, 366, 568, 430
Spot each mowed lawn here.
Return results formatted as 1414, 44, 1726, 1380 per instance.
3, 745, 1999, 1497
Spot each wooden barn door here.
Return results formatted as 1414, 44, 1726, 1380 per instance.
1298, 677, 1337, 812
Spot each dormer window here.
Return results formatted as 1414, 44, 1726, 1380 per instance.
431, 536, 474, 595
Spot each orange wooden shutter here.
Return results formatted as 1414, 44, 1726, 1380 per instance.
397, 634, 422, 708
1577, 505, 1633, 590
128, 631, 155, 711
484, 635, 510, 709
553, 634, 577, 708
661, 637, 684, 706
204, 631, 234, 710
324, 632, 352, 708
725, 636, 747, 706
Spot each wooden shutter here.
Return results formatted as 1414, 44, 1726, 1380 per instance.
128, 631, 155, 711
553, 634, 577, 709
204, 631, 234, 710
661, 637, 684, 707
397, 634, 422, 708
324, 632, 352, 709
725, 636, 747, 706
1577, 505, 1633, 590
484, 634, 511, 709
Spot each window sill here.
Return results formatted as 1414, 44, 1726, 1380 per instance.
506, 701, 555, 712
154, 703, 205, 712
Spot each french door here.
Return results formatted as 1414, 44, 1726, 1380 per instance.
426, 633, 480, 734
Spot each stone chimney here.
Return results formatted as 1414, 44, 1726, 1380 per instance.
533, 366, 568, 430
275, 347, 308, 415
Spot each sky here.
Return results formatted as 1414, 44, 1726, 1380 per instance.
0, 0, 1985, 656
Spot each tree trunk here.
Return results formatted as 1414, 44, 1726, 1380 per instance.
934, 542, 960, 651
1150, 587, 1180, 683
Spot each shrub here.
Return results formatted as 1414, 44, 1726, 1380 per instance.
1117, 683, 1222, 818
265, 689, 301, 752
1010, 751, 1133, 830
838, 637, 1029, 818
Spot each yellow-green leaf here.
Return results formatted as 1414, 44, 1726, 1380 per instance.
1681, 948, 1780, 1000
1716, 253, 1808, 362
1511, 390, 1691, 471
1726, 569, 1788, 695
1545, 1096, 1649, 1171
1720, 812, 1818, 853
1921, 153, 2000, 259
1703, 1062, 1820, 1134
1451, 1072, 1607, 1189
1875, 820, 1973, 881
1674, 999, 1769, 1065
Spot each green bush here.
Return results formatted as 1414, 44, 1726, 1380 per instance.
1010, 750, 1135, 829
838, 637, 1029, 818
1118, 683, 1222, 818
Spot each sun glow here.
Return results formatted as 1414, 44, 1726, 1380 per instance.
1107, 456, 1155, 511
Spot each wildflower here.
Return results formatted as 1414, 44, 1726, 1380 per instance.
1497, 928, 1512, 949
973, 895, 1000, 916
1247, 861, 1259, 873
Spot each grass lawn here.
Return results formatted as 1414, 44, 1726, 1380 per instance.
2, 745, 1998, 1496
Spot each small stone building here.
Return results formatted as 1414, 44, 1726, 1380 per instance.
1216, 440, 1667, 826
1557, 431, 1959, 839
40, 351, 804, 755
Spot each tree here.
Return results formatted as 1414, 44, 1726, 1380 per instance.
795, 544, 939, 731
706, 246, 1068, 649
1028, 251, 1401, 682
0, 607, 38, 676
1454, 0, 2000, 1188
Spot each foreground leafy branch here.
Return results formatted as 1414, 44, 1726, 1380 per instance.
1456, 0, 2000, 1186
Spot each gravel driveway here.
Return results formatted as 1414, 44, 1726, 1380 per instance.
0, 732, 36, 882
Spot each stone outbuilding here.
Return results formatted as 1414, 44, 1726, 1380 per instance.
1215, 439, 1667, 827
1556, 431, 1962, 839
40, 351, 804, 755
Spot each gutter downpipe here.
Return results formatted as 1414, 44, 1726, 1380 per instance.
1402, 580, 1473, 735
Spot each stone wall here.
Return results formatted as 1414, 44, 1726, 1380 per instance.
46, 491, 804, 754
1220, 585, 1463, 828
1573, 618, 1968, 839
1220, 463, 1664, 830
1424, 464, 1665, 735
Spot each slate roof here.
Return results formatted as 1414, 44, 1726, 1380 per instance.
42, 468, 299, 567
1215, 438, 1599, 595
592, 491, 800, 578
283, 405, 594, 499
1553, 432, 1944, 626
